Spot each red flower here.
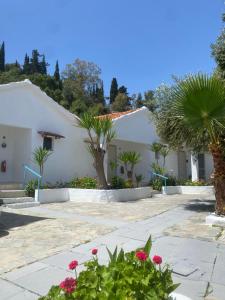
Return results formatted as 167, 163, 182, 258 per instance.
92, 248, 98, 255
68, 260, 78, 270
59, 277, 76, 294
152, 255, 162, 265
135, 250, 148, 261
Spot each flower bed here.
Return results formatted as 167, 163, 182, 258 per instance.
39, 236, 191, 300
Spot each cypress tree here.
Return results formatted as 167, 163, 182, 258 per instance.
23, 53, 30, 74
31, 49, 40, 73
110, 77, 118, 104
40, 55, 47, 75
0, 42, 5, 72
54, 60, 60, 81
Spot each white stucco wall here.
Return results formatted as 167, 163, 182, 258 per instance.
0, 81, 95, 183
113, 108, 158, 144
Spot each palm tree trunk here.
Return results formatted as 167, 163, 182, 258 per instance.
94, 151, 108, 189
209, 143, 225, 216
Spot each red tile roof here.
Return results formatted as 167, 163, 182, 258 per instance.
97, 108, 142, 120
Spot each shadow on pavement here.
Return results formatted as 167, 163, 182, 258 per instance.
0, 211, 49, 236
183, 199, 215, 213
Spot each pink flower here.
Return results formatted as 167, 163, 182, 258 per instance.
92, 248, 98, 255
68, 260, 78, 270
59, 277, 76, 294
152, 255, 162, 265
135, 250, 148, 261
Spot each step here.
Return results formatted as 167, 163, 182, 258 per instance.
1, 197, 34, 205
0, 183, 23, 190
0, 190, 26, 198
5, 201, 40, 209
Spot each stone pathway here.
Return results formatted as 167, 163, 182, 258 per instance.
0, 195, 225, 299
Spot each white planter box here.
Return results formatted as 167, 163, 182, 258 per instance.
162, 185, 214, 195
69, 186, 152, 202
35, 188, 69, 203
36, 187, 152, 203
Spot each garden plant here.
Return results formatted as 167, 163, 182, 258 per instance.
39, 236, 179, 300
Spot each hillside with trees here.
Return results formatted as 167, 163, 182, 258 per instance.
0, 42, 156, 116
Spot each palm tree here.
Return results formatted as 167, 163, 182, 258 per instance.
119, 151, 141, 185
33, 147, 51, 176
150, 142, 163, 164
78, 113, 116, 189
160, 146, 170, 168
170, 74, 225, 215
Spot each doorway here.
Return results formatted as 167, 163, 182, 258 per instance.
198, 153, 205, 180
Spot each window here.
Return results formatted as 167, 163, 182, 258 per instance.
43, 136, 53, 151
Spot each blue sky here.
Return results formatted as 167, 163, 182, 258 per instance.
0, 0, 224, 95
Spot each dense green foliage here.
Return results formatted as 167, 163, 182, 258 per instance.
211, 15, 225, 79
111, 175, 126, 189
69, 177, 97, 189
39, 237, 178, 300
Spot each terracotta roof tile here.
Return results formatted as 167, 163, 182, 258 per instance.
97, 108, 142, 120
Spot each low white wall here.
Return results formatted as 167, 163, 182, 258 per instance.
163, 185, 214, 195
35, 188, 69, 203
36, 187, 152, 203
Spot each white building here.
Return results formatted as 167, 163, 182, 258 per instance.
0, 80, 213, 185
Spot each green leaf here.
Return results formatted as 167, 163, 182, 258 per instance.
144, 235, 152, 256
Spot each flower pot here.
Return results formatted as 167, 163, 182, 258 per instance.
170, 292, 192, 300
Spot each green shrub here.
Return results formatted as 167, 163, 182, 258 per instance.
39, 236, 179, 300
25, 180, 39, 197
135, 174, 144, 187
166, 176, 177, 186
149, 178, 163, 191
111, 176, 125, 189
176, 179, 209, 186
69, 177, 97, 189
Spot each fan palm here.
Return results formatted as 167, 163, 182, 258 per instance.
78, 113, 116, 189
171, 74, 225, 215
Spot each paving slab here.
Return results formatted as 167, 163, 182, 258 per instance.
173, 276, 208, 299
3, 262, 48, 281
205, 282, 225, 300
14, 266, 72, 296
40, 250, 91, 270
0, 278, 27, 300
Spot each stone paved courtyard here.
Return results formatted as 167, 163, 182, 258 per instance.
0, 194, 225, 299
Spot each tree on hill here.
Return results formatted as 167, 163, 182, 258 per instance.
30, 49, 40, 73
23, 54, 31, 74
0, 42, 5, 72
109, 77, 118, 104
54, 60, 60, 81
135, 93, 144, 108
118, 85, 128, 95
112, 92, 131, 112
211, 14, 225, 79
